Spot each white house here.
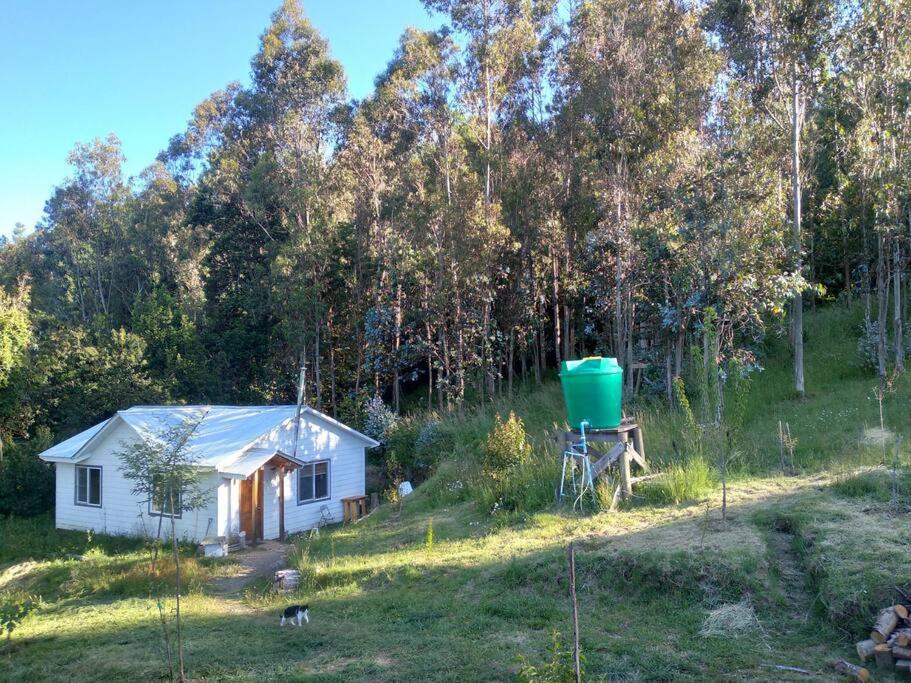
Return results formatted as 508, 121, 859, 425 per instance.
37, 405, 378, 543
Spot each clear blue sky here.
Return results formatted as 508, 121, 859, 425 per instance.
0, 0, 439, 236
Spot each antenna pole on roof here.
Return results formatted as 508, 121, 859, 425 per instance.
292, 357, 306, 460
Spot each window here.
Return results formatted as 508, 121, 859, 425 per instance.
75, 466, 102, 507
297, 461, 330, 504
150, 479, 182, 518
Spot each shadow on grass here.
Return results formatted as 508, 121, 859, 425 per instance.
7, 481, 880, 682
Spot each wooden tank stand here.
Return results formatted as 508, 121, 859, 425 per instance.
554, 417, 648, 503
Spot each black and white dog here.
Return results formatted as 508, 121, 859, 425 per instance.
280, 604, 310, 627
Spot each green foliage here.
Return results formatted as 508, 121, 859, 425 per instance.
362, 395, 398, 446
33, 327, 164, 436
478, 449, 556, 516
116, 416, 211, 524
0, 283, 30, 389
483, 412, 532, 481
0, 443, 54, 517
637, 456, 715, 506
424, 518, 434, 553
856, 319, 884, 373
516, 630, 581, 683
130, 289, 210, 399
0, 592, 40, 644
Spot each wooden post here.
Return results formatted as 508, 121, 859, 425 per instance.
278, 466, 286, 542
567, 542, 581, 683
620, 446, 632, 499
632, 426, 645, 465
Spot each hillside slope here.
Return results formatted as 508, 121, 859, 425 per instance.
4, 304, 911, 681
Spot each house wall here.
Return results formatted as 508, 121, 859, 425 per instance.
53, 420, 219, 541
254, 415, 367, 539
215, 477, 241, 539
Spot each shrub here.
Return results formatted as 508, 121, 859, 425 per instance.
484, 412, 532, 481
0, 449, 54, 517
517, 630, 581, 682
362, 395, 397, 445
857, 319, 887, 372
0, 592, 40, 645
415, 419, 443, 457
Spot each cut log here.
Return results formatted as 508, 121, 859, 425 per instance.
897, 604, 910, 621
856, 639, 877, 662
896, 659, 911, 674
834, 659, 870, 681
894, 645, 911, 660
888, 628, 911, 647
872, 607, 901, 643
874, 643, 894, 669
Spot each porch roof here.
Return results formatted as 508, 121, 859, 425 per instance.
218, 448, 306, 479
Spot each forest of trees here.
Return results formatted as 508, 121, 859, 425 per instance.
1, 0, 910, 478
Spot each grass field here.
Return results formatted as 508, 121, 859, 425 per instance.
2, 303, 910, 681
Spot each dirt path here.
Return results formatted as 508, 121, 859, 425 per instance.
211, 541, 292, 595
768, 530, 811, 620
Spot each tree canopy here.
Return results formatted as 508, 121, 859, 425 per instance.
2, 0, 910, 473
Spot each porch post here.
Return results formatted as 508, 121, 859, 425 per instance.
278, 465, 286, 542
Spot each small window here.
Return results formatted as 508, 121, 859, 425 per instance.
150, 479, 182, 518
298, 461, 330, 504
75, 466, 102, 507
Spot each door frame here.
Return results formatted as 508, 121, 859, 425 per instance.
239, 469, 265, 543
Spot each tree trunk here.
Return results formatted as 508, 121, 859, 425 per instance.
393, 282, 403, 414
552, 247, 562, 367
843, 221, 853, 305
877, 234, 889, 380
791, 70, 805, 396
508, 329, 515, 395
893, 237, 903, 371
170, 492, 186, 682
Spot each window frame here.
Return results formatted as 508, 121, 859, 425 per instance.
74, 465, 103, 508
149, 479, 183, 519
297, 460, 331, 505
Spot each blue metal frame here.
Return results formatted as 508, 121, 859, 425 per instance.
558, 420, 597, 510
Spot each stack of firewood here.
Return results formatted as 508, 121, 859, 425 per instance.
845, 603, 911, 680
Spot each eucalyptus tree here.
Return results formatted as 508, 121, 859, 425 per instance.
252, 0, 348, 407
0, 281, 31, 461
706, 0, 839, 396
839, 0, 911, 376
554, 0, 719, 389
42, 135, 133, 326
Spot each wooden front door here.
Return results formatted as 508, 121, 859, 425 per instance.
239, 470, 264, 542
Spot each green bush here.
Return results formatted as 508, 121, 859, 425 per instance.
483, 412, 532, 480
517, 630, 581, 683
386, 416, 440, 486
0, 592, 40, 645
0, 448, 54, 517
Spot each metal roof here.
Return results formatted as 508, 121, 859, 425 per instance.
218, 448, 305, 479
38, 405, 378, 468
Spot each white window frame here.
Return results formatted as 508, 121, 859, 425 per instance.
75, 465, 102, 507
297, 461, 330, 505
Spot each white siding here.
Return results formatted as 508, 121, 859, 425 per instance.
256, 414, 367, 539
53, 419, 219, 541
215, 477, 241, 538
50, 411, 367, 542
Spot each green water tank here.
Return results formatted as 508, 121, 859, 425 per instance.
559, 357, 623, 430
